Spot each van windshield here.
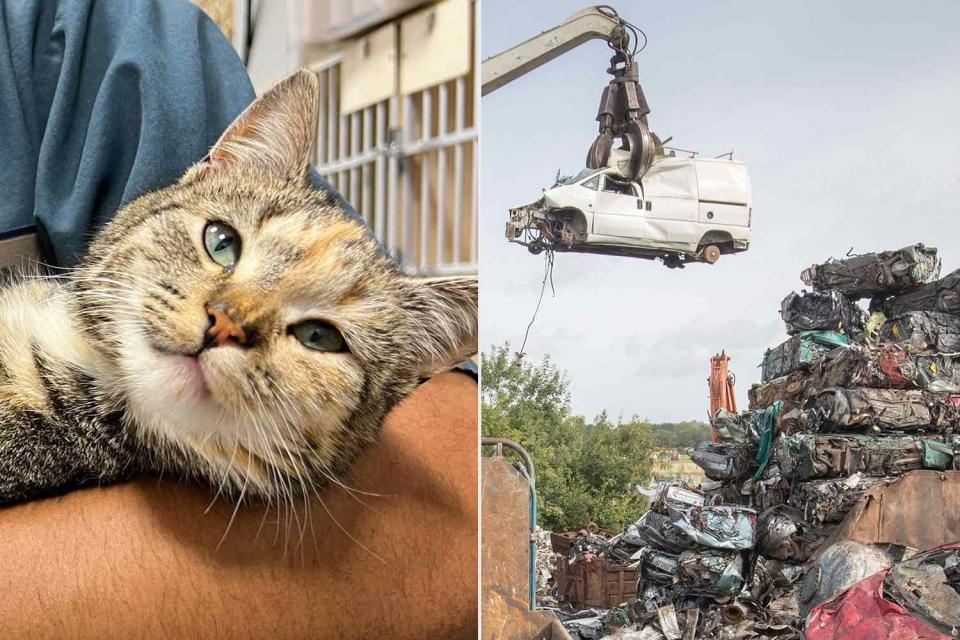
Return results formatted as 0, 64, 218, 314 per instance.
555, 168, 599, 186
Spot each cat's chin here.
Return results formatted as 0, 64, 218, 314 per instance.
135, 344, 258, 423
153, 350, 212, 401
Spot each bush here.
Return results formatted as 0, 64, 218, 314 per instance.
482, 344, 656, 532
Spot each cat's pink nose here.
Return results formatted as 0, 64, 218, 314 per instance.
206, 304, 247, 347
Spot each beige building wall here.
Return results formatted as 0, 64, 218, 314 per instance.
237, 0, 477, 276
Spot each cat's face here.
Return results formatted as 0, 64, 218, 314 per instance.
74, 72, 477, 498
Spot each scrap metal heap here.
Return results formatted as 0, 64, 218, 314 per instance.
542, 243, 960, 639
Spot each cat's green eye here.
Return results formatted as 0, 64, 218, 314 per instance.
203, 222, 241, 269
290, 320, 348, 353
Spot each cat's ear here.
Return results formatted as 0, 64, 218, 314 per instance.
188, 70, 319, 182
403, 276, 478, 378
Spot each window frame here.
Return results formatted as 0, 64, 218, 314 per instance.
580, 174, 601, 191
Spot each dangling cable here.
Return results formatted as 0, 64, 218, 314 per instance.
514, 250, 556, 363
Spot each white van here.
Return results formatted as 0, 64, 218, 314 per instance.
506, 156, 751, 267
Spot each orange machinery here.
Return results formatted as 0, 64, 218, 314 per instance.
708, 352, 738, 442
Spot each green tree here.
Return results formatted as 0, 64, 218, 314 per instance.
482, 344, 656, 532
482, 344, 580, 528
648, 421, 712, 450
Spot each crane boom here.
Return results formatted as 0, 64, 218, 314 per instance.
480, 6, 656, 181
480, 7, 627, 96
708, 353, 738, 442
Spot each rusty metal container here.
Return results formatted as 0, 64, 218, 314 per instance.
554, 557, 637, 609
483, 455, 573, 639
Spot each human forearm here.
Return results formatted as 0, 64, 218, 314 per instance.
0, 373, 478, 639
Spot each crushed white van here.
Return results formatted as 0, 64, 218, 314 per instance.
506, 156, 752, 267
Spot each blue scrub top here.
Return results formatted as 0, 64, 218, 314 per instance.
0, 0, 351, 266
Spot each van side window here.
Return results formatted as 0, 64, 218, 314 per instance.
602, 177, 633, 196
582, 175, 600, 190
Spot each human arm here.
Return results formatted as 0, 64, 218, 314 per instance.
0, 372, 478, 639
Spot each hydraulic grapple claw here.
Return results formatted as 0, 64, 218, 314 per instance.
590, 52, 656, 181
623, 120, 654, 180
586, 132, 614, 169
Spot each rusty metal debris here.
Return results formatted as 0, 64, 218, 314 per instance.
806, 543, 960, 639
880, 310, 960, 352
883, 544, 960, 634
756, 506, 827, 562
800, 243, 940, 299
809, 387, 960, 431
884, 267, 960, 317
776, 433, 932, 480
761, 331, 851, 383
780, 290, 864, 336
536, 243, 960, 639
787, 474, 884, 525
798, 540, 906, 617
537, 528, 564, 606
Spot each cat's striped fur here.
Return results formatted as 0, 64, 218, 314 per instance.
0, 71, 477, 505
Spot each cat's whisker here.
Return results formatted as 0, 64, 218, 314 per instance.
265, 419, 312, 554
268, 386, 389, 506
247, 392, 299, 545
204, 439, 240, 515
253, 494, 276, 544
316, 470, 389, 517
258, 394, 329, 552
310, 484, 386, 564
217, 449, 253, 550
253, 386, 324, 560
318, 461, 391, 499
239, 395, 301, 552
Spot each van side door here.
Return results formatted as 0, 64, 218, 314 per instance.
640, 158, 701, 247
591, 175, 650, 239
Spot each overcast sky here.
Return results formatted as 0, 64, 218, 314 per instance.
480, 0, 960, 423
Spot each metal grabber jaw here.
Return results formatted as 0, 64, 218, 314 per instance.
586, 50, 656, 181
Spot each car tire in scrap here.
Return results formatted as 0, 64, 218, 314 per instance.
702, 244, 722, 264
586, 132, 613, 169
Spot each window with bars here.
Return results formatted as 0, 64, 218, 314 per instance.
312, 61, 477, 276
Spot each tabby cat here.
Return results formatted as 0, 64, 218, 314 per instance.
0, 70, 477, 505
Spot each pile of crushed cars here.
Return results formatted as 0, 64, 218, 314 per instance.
543, 244, 960, 639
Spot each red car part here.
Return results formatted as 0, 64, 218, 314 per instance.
807, 543, 960, 640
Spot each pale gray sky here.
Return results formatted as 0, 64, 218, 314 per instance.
480, 0, 960, 422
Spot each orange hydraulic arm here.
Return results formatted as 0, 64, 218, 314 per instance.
708, 352, 738, 442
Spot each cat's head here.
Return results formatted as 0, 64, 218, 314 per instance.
75, 71, 477, 498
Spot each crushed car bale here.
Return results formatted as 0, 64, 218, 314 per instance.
542, 243, 960, 640
760, 331, 851, 383
883, 267, 960, 317
880, 310, 960, 352
780, 290, 865, 336
800, 243, 940, 299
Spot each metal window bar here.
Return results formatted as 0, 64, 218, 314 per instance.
419, 87, 431, 268
453, 76, 464, 265
374, 101, 387, 246
311, 61, 477, 276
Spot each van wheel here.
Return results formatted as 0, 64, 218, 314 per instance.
702, 244, 721, 264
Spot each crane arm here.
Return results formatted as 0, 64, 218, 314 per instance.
708, 352, 738, 442
480, 6, 627, 96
